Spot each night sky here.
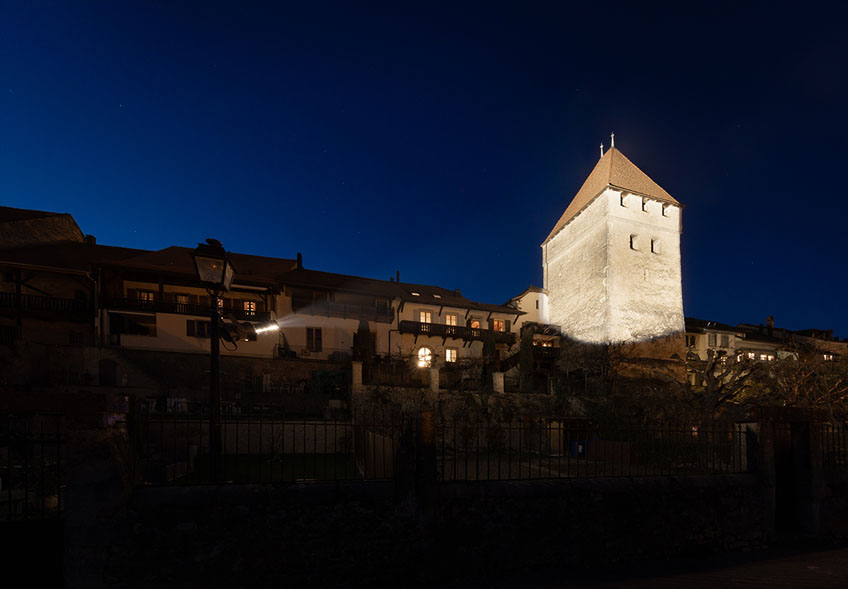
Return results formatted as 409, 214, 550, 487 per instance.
2, 2, 846, 337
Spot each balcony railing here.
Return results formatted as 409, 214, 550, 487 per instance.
105, 298, 270, 322
398, 320, 515, 344
292, 299, 394, 323
0, 292, 89, 315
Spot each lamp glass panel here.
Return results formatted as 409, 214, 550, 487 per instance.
194, 256, 226, 285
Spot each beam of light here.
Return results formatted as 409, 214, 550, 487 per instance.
254, 322, 280, 334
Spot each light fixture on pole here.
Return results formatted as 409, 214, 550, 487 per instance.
191, 238, 234, 483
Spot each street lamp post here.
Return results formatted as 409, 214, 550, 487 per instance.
192, 238, 234, 483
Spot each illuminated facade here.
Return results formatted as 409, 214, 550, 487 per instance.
541, 144, 684, 343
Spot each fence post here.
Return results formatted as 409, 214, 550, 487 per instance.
394, 413, 416, 502
757, 417, 776, 542
416, 411, 437, 516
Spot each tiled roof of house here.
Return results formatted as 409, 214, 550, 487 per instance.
100, 246, 297, 286
0, 242, 147, 273
280, 268, 521, 315
0, 206, 86, 248
543, 147, 680, 244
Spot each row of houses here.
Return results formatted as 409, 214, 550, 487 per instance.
1, 204, 844, 399
0, 206, 553, 388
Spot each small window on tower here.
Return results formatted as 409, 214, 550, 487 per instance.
629, 235, 639, 250
651, 239, 662, 254
662, 203, 670, 217
642, 198, 649, 212
620, 194, 628, 207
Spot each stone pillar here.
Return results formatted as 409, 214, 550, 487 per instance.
351, 361, 364, 393
492, 371, 505, 394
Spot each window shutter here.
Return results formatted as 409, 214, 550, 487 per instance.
504, 320, 511, 332
186, 320, 195, 337
315, 328, 322, 352
488, 319, 494, 331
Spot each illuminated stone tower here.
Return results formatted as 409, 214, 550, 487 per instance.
541, 138, 684, 343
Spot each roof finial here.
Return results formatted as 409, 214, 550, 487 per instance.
599, 143, 604, 159
610, 132, 615, 148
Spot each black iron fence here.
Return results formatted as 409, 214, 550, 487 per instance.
1, 413, 65, 521
132, 409, 404, 485
131, 405, 757, 486
821, 423, 848, 479
436, 420, 755, 481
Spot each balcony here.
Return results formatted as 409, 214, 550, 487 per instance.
291, 299, 394, 323
0, 292, 89, 316
398, 320, 515, 344
105, 298, 271, 322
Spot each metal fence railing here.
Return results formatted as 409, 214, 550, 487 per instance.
133, 409, 404, 485
132, 405, 757, 486
1, 413, 65, 521
821, 423, 848, 479
436, 421, 755, 481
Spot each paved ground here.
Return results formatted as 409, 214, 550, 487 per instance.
445, 543, 848, 587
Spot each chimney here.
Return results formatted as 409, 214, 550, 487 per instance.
396, 270, 400, 283
296, 252, 303, 270
454, 289, 461, 296
766, 316, 774, 337
389, 277, 394, 282
85, 235, 96, 245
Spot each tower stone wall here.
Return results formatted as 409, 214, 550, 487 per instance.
542, 147, 684, 344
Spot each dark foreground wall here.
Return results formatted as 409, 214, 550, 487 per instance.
105, 475, 764, 586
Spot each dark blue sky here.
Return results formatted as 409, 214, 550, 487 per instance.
2, 2, 846, 337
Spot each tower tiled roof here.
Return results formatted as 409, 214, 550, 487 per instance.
543, 147, 680, 244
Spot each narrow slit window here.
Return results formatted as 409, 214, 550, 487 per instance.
620, 194, 628, 207
651, 239, 661, 254
630, 234, 639, 250
642, 198, 649, 212
662, 203, 670, 217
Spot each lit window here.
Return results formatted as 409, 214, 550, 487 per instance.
138, 290, 154, 303
748, 352, 756, 360
217, 298, 224, 310
651, 239, 662, 254
417, 347, 433, 368
493, 319, 505, 332
767, 355, 775, 361
760, 354, 768, 361
630, 235, 639, 250
824, 354, 834, 362
243, 301, 256, 316
445, 348, 457, 363
419, 310, 432, 323
642, 198, 649, 212
444, 313, 458, 326
469, 319, 481, 330
411, 292, 420, 296
175, 294, 189, 305
433, 294, 441, 299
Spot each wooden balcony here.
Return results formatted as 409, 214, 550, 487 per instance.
292, 299, 394, 323
398, 320, 515, 344
0, 292, 89, 317
105, 298, 271, 322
